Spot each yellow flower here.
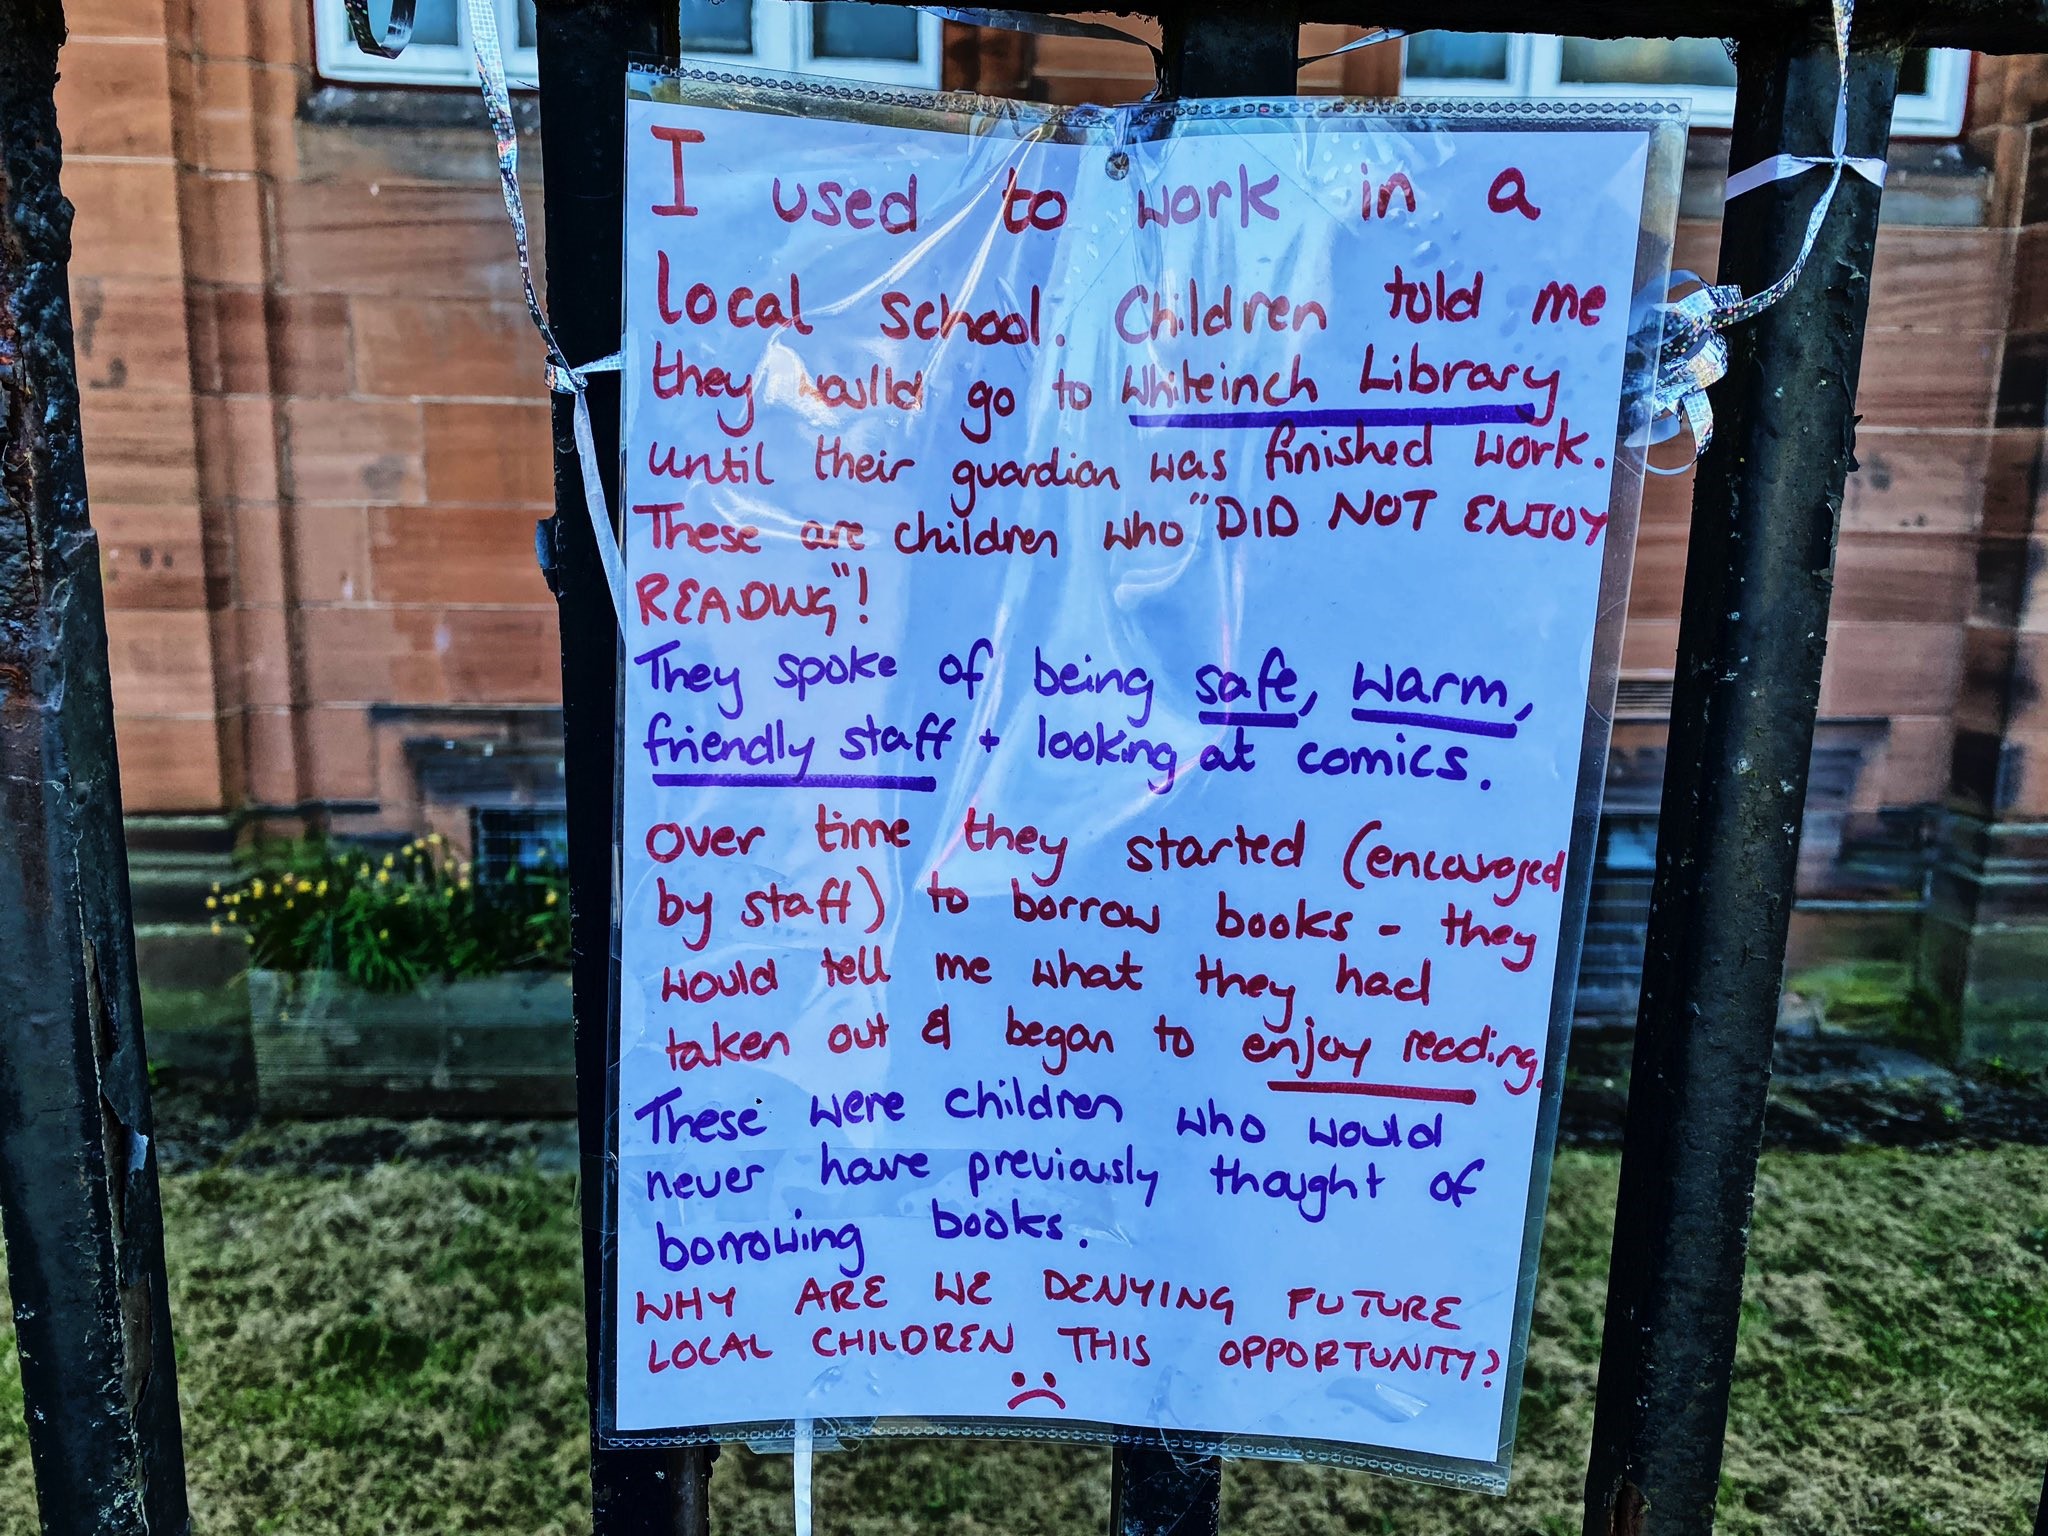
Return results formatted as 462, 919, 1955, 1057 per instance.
226, 910, 238, 924
397, 892, 411, 906
316, 880, 328, 897
284, 898, 294, 910
544, 889, 559, 907
210, 921, 222, 936
376, 870, 390, 885
358, 864, 372, 880
210, 881, 221, 894
205, 896, 218, 910
457, 878, 471, 891
377, 928, 390, 941
427, 833, 444, 846
382, 854, 396, 870
296, 880, 312, 895
251, 879, 266, 899
402, 842, 417, 856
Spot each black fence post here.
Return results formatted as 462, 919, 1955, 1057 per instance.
0, 1, 191, 1533
532, 2, 712, 1532
1580, 36, 1901, 1536
1158, 0, 1300, 96
1105, 7, 1294, 1533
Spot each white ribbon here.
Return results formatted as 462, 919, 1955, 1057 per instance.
546, 354, 628, 623
1724, 39, 1887, 205
793, 1418, 815, 1536
1724, 147, 1885, 202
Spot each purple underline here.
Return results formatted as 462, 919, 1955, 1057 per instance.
652, 773, 939, 791
1350, 708, 1518, 739
1128, 404, 1537, 429
1199, 710, 1299, 728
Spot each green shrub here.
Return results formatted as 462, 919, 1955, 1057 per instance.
208, 836, 569, 994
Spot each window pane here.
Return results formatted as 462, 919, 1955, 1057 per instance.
474, 808, 570, 882
365, 0, 458, 46
813, 2, 920, 61
1558, 37, 1735, 88
1900, 48, 1930, 95
676, 0, 753, 52
1598, 818, 1659, 873
517, 0, 537, 49
1402, 34, 1511, 82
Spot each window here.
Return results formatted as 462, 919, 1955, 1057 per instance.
315, 0, 943, 90
1400, 34, 1969, 136
472, 806, 569, 883
314, 0, 534, 87
1595, 815, 1660, 874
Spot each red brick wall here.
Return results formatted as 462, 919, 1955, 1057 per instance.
1955, 55, 2048, 820
60, 0, 564, 826
1636, 218, 2014, 817
61, 0, 222, 811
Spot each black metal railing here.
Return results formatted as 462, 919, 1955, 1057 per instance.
5, 3, 2047, 1535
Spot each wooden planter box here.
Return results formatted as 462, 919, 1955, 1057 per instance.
249, 969, 575, 1118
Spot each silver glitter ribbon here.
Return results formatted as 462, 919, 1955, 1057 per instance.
1649, 0, 1887, 463
1299, 28, 1407, 68
1646, 274, 1743, 466
467, 0, 628, 621
343, 0, 625, 618
343, 0, 416, 59
924, 5, 1165, 91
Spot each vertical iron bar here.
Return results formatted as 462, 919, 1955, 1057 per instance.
1581, 38, 1901, 1536
0, 1, 191, 1533
532, 3, 711, 1533
1110, 7, 1294, 1532
1158, 0, 1300, 98
1110, 1447, 1225, 1536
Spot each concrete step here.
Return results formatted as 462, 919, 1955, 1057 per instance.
135, 923, 247, 991
124, 813, 237, 856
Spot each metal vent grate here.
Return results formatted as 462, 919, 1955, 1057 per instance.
1614, 676, 1675, 718
472, 806, 569, 883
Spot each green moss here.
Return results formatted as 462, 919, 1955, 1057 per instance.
1787, 961, 1965, 1059
1788, 961, 1914, 1032
3, 1147, 2047, 1534
139, 983, 248, 1036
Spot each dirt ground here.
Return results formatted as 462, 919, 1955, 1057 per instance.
3, 1139, 2045, 1535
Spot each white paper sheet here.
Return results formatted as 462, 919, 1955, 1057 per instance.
609, 75, 1663, 1476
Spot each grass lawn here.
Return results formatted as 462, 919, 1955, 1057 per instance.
3, 1143, 2046, 1534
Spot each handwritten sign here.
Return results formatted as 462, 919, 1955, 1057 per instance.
609, 73, 1672, 1481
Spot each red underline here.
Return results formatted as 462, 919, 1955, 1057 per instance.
1266, 1080, 1478, 1105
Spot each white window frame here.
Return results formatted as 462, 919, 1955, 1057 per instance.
1400, 35, 1970, 137
312, 0, 516, 87
785, 0, 943, 87
313, 0, 943, 91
